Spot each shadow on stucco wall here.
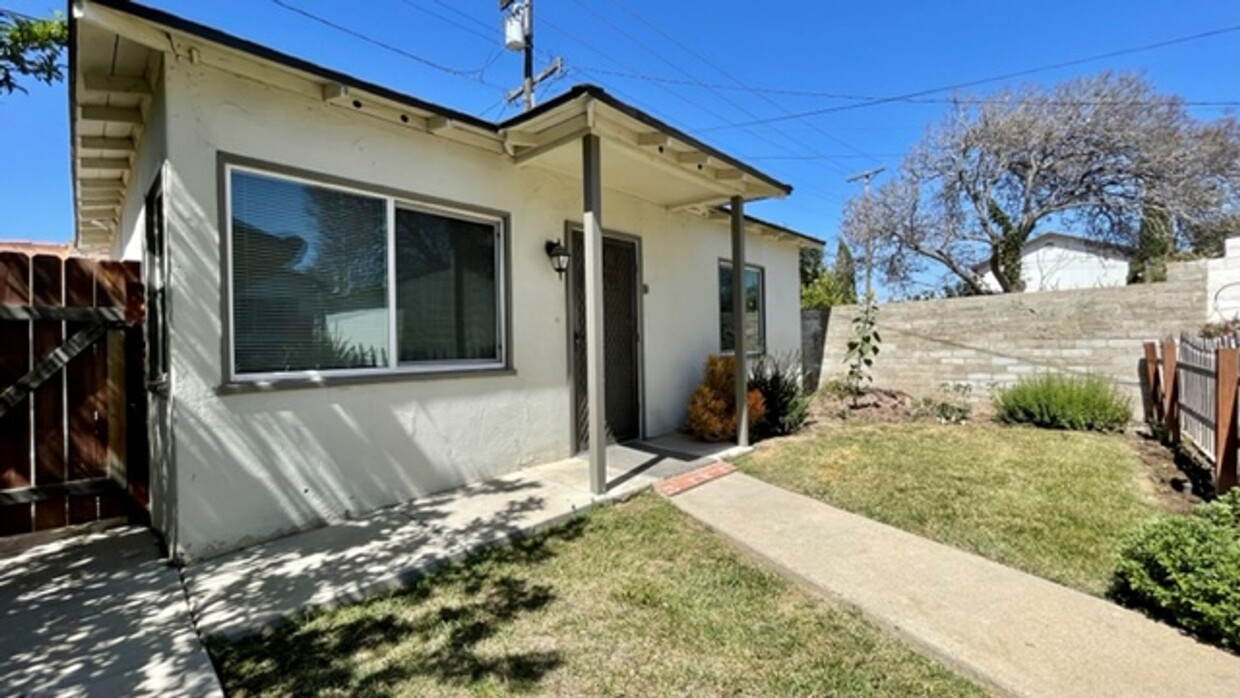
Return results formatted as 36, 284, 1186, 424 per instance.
162, 165, 566, 562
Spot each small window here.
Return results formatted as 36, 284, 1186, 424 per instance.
225, 164, 505, 381
719, 261, 765, 354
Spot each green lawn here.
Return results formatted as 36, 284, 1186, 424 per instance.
739, 422, 1162, 595
209, 495, 982, 697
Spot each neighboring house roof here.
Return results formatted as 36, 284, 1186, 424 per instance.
1022, 232, 1132, 259
74, 0, 817, 250
970, 232, 1132, 274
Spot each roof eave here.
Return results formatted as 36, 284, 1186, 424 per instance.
502, 84, 793, 200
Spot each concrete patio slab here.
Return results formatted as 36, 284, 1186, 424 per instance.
638, 431, 751, 462
183, 443, 690, 641
0, 527, 222, 697
669, 471, 1240, 698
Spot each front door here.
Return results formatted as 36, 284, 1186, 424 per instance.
570, 230, 641, 450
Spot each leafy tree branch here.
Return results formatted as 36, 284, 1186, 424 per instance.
843, 72, 1240, 296
1, 10, 67, 95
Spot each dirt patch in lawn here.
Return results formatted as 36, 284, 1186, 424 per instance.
1128, 434, 1210, 514
805, 385, 997, 430
808, 387, 918, 426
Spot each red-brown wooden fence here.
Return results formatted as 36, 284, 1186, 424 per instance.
1144, 335, 1239, 494
0, 252, 148, 537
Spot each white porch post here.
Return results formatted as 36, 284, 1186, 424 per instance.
731, 196, 749, 448
583, 133, 607, 494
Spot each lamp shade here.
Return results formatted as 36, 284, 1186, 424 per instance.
545, 239, 570, 275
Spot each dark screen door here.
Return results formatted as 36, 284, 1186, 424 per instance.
571, 231, 640, 448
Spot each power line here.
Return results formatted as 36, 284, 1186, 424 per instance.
569, 0, 859, 178
425, 0, 499, 35
573, 67, 876, 100
561, 1, 858, 206
539, 14, 746, 131
397, 4, 1237, 115
698, 21, 1240, 132
744, 154, 907, 161
601, 0, 883, 168
572, 66, 1240, 108
270, 0, 500, 82
396, 0, 494, 45
271, 0, 852, 207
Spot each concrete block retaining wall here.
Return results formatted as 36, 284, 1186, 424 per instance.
816, 261, 1208, 406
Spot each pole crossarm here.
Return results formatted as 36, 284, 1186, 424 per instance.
501, 0, 563, 111
846, 167, 887, 297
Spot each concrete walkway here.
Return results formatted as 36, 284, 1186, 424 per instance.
0, 441, 705, 695
0, 528, 222, 697
184, 443, 705, 640
668, 471, 1240, 698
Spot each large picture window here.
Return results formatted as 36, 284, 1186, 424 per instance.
718, 261, 765, 354
226, 164, 505, 380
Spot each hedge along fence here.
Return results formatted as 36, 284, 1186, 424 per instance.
1144, 334, 1240, 493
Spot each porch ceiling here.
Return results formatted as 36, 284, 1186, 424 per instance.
498, 90, 792, 212
71, 19, 159, 254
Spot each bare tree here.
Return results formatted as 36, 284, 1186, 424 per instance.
843, 72, 1240, 294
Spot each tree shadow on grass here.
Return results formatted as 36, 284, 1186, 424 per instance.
210, 518, 588, 695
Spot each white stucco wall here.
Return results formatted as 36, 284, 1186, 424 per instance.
981, 237, 1129, 292
102, 58, 176, 541
1206, 237, 1240, 322
159, 57, 805, 560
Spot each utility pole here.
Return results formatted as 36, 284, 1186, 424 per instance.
846, 166, 885, 298
501, 0, 563, 112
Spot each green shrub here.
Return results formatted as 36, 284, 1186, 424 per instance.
750, 353, 811, 437
801, 271, 853, 309
993, 373, 1130, 431
1110, 491, 1240, 651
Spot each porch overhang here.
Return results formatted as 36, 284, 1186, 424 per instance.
69, 3, 163, 254
498, 85, 793, 213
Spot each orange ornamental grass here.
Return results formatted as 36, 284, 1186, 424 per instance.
685, 355, 765, 442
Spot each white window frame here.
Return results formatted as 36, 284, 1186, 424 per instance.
718, 259, 766, 355
223, 162, 507, 383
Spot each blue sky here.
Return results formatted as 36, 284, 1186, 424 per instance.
3, 0, 1239, 265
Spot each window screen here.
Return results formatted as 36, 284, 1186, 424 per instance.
395, 207, 499, 363
226, 164, 506, 380
230, 169, 388, 374
719, 261, 765, 353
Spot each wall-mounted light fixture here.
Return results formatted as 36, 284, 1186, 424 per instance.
545, 239, 570, 277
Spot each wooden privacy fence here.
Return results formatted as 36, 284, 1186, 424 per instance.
0, 252, 148, 537
1144, 334, 1239, 493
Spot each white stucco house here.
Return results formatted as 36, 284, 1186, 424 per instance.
68, 0, 821, 560
980, 233, 1131, 292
